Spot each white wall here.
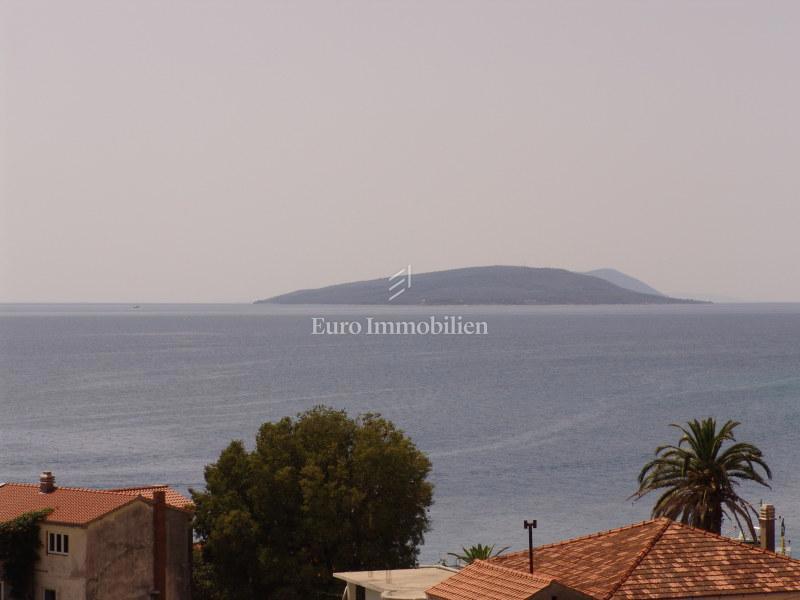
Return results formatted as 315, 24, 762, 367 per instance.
345, 582, 384, 600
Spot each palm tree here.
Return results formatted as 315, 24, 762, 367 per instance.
630, 418, 772, 537
447, 543, 510, 565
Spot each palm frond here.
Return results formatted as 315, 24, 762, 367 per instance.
631, 418, 771, 534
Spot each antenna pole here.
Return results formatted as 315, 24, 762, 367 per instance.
523, 520, 537, 574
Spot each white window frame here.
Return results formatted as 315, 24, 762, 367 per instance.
47, 532, 69, 556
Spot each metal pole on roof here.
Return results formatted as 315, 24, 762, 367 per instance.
781, 517, 786, 555
524, 520, 537, 574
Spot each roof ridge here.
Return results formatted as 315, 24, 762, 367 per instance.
5, 482, 141, 496
3, 482, 180, 500
470, 560, 554, 585
603, 516, 672, 600
501, 518, 668, 557
109, 484, 169, 491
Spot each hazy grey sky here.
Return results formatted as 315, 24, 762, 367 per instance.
2, 1, 798, 302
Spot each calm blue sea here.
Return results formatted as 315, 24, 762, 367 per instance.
1, 303, 799, 561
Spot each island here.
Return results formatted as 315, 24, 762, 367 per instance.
583, 268, 665, 297
255, 266, 704, 305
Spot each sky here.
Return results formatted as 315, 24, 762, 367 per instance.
1, 1, 799, 303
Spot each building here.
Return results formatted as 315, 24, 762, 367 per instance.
335, 566, 456, 600
0, 472, 193, 600
427, 512, 800, 600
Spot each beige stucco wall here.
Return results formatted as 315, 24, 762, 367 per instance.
164, 507, 192, 600
84, 500, 154, 600
2, 498, 192, 600
33, 523, 88, 600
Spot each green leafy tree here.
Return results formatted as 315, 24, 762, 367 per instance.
447, 543, 510, 565
191, 546, 228, 600
630, 418, 772, 536
191, 406, 434, 599
0, 509, 51, 599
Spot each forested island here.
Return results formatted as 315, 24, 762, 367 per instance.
256, 266, 703, 305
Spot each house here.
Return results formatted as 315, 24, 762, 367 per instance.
334, 566, 456, 600
427, 511, 800, 600
0, 472, 193, 600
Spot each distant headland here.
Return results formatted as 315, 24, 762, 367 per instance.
255, 266, 705, 306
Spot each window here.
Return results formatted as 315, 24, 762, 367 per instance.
44, 591, 56, 600
47, 532, 69, 555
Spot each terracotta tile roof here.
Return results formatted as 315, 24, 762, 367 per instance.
492, 518, 670, 598
615, 521, 800, 599
426, 560, 554, 600
108, 485, 193, 509
490, 518, 800, 599
0, 482, 193, 526
0, 483, 141, 526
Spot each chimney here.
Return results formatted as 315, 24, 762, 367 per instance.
760, 504, 776, 552
39, 471, 56, 494
153, 490, 167, 599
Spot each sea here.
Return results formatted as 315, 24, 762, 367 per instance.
1, 303, 798, 562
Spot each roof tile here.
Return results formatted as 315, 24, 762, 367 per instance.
108, 485, 193, 509
0, 482, 192, 526
427, 560, 553, 600
490, 518, 800, 599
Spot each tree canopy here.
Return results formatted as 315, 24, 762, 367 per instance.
0, 509, 51, 599
630, 418, 771, 536
191, 406, 434, 599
